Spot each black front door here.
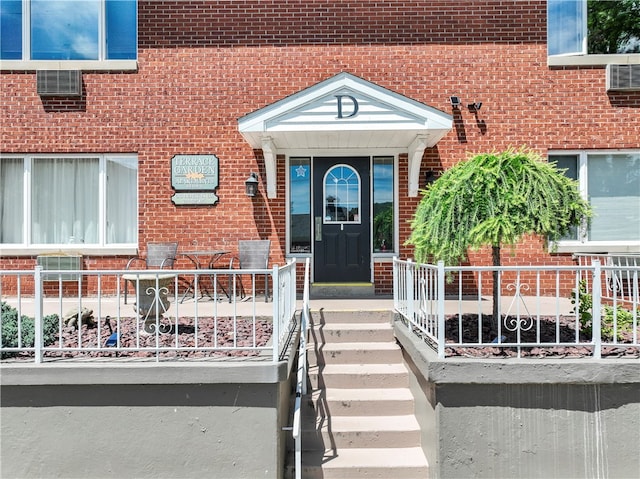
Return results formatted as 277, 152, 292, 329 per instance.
313, 157, 371, 282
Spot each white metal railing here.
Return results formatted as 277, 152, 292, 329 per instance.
0, 261, 299, 363
393, 257, 640, 359
574, 253, 640, 304
292, 258, 310, 479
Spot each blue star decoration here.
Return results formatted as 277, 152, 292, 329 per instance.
296, 165, 307, 177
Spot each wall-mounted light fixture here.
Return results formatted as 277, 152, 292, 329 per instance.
467, 102, 482, 112
245, 172, 259, 197
450, 96, 461, 109
425, 170, 440, 186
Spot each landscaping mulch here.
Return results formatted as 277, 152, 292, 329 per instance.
9, 316, 273, 361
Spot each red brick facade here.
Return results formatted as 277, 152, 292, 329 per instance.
2, 1, 639, 295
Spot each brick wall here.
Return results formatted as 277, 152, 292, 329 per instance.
2, 0, 639, 294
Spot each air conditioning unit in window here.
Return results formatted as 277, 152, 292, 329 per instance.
36, 70, 82, 96
37, 254, 83, 282
606, 64, 640, 91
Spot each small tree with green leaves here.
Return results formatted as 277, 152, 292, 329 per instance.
588, 0, 640, 54
406, 148, 592, 331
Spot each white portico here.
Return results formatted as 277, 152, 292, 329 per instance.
238, 72, 453, 198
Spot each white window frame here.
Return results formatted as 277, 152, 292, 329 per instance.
371, 155, 398, 258
0, 0, 137, 71
285, 156, 312, 257
322, 164, 362, 225
547, 0, 640, 67
284, 155, 400, 259
550, 149, 640, 253
0, 153, 138, 255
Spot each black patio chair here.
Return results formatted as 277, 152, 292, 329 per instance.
229, 240, 271, 302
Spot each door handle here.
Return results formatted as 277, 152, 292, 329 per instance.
315, 217, 322, 241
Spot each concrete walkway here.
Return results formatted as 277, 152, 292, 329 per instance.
4, 294, 571, 319
3, 295, 393, 318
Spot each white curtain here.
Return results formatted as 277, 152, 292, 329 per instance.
32, 157, 99, 244
0, 158, 24, 243
106, 156, 137, 244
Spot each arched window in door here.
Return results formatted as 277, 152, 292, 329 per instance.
323, 164, 361, 224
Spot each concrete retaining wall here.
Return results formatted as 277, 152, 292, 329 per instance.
394, 321, 640, 479
1, 359, 296, 479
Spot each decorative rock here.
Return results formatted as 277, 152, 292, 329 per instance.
63, 307, 96, 329
45, 316, 273, 360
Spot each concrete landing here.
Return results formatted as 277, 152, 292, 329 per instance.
311, 282, 376, 298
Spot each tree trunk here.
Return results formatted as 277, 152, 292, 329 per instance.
491, 245, 501, 337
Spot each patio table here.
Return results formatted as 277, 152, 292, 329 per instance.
180, 250, 230, 302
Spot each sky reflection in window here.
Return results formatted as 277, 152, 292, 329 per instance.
31, 0, 99, 60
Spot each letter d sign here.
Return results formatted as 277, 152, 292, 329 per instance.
335, 95, 359, 119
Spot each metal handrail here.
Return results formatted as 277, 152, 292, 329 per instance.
574, 253, 640, 304
292, 258, 310, 479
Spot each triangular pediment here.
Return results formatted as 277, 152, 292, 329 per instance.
238, 72, 452, 150
265, 88, 430, 132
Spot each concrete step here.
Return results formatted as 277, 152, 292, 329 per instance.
309, 322, 395, 343
295, 447, 429, 479
286, 309, 429, 479
309, 363, 409, 389
311, 283, 376, 299
308, 341, 402, 365
309, 309, 392, 325
305, 387, 416, 417
301, 414, 422, 450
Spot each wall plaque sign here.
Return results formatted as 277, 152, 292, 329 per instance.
171, 154, 219, 205
171, 192, 219, 205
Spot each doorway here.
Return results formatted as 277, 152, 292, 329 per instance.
313, 157, 371, 282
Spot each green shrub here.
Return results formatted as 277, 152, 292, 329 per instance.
570, 280, 593, 335
1, 301, 60, 352
602, 304, 637, 341
569, 285, 637, 341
